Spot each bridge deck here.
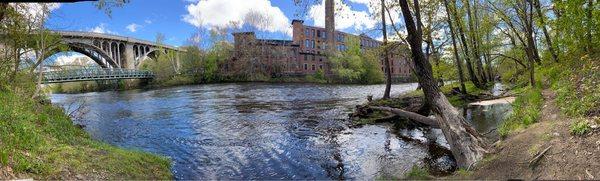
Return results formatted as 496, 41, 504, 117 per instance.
43, 68, 154, 84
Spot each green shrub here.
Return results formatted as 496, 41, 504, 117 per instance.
570, 119, 592, 136
0, 91, 172, 179
404, 166, 430, 180
498, 87, 543, 137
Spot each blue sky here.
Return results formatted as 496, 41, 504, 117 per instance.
46, 0, 394, 48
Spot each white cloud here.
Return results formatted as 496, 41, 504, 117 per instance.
11, 3, 61, 26
126, 23, 141, 32
182, 0, 292, 36
144, 19, 153, 24
308, 0, 376, 31
307, 0, 403, 32
89, 23, 117, 34
52, 53, 94, 66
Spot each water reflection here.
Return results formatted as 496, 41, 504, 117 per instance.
50, 82, 511, 179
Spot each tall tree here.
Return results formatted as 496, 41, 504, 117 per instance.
381, 0, 392, 99
449, 0, 483, 89
442, 0, 467, 95
464, 0, 487, 85
533, 0, 559, 63
397, 0, 487, 168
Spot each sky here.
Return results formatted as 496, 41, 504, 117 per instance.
45, 0, 404, 47
43, 0, 409, 65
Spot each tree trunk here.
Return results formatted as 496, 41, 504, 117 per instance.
443, 0, 467, 95
533, 0, 559, 63
398, 0, 487, 168
523, 0, 538, 86
464, 0, 487, 85
382, 0, 392, 99
449, 0, 483, 89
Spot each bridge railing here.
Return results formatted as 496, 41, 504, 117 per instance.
43, 68, 154, 83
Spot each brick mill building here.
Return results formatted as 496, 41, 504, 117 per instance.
225, 0, 413, 82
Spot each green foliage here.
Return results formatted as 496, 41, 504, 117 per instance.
432, 58, 458, 81
570, 119, 592, 136
498, 87, 544, 137
329, 36, 384, 84
546, 56, 600, 117
404, 166, 430, 180
0, 90, 171, 179
179, 46, 205, 82
305, 69, 328, 83
553, 0, 600, 55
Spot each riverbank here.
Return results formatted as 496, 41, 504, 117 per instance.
349, 82, 504, 127
458, 59, 600, 179
0, 91, 172, 180
466, 89, 600, 179
47, 74, 416, 94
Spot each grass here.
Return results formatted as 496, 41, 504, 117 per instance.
404, 166, 431, 180
0, 91, 172, 179
570, 119, 592, 136
498, 87, 544, 137
549, 58, 600, 118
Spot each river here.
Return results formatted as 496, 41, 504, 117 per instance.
50, 83, 510, 180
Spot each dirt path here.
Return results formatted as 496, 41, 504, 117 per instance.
470, 90, 600, 179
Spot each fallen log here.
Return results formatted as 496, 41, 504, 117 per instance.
529, 146, 551, 169
369, 106, 440, 128
369, 106, 482, 137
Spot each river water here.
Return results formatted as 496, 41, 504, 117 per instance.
50, 83, 510, 180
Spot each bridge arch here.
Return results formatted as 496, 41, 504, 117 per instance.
43, 42, 120, 68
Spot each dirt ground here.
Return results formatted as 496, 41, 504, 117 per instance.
470, 90, 600, 179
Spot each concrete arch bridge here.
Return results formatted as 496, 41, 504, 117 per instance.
50, 30, 183, 69
42, 31, 184, 84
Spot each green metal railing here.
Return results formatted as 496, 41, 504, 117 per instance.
43, 68, 154, 84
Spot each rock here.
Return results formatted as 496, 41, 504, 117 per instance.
553, 132, 560, 137
431, 155, 456, 173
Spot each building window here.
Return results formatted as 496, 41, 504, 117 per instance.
319, 64, 323, 69
323, 31, 327, 39
312, 64, 316, 70
319, 58, 322, 62
305, 28, 310, 37
304, 55, 307, 61
305, 39, 310, 48
311, 29, 315, 38
304, 64, 308, 70
391, 68, 394, 73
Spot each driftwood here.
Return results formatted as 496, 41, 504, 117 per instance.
369, 106, 440, 128
529, 146, 551, 169
369, 105, 482, 138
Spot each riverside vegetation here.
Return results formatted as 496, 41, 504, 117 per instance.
343, 0, 600, 179
1, 2, 172, 179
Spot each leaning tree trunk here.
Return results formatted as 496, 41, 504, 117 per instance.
398, 0, 487, 168
381, 0, 392, 99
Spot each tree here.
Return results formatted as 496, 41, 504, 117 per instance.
442, 0, 467, 95
381, 0, 392, 99
448, 0, 484, 89
396, 0, 487, 168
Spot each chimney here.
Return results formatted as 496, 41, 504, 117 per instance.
325, 0, 335, 52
